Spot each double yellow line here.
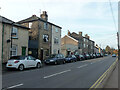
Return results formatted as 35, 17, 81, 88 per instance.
89, 58, 118, 90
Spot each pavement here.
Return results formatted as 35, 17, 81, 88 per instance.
103, 59, 118, 89
2, 56, 117, 89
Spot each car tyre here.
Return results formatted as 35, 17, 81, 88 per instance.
18, 64, 24, 71
54, 61, 57, 65
36, 63, 41, 68
63, 60, 66, 64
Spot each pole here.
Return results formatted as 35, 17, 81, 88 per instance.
10, 23, 14, 57
117, 32, 120, 60
2, 24, 4, 63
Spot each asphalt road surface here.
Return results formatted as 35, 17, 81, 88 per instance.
2, 55, 116, 89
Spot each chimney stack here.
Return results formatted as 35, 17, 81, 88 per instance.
79, 32, 82, 36
85, 34, 90, 39
40, 11, 48, 21
68, 30, 71, 36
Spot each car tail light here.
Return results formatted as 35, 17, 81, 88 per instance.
14, 61, 19, 63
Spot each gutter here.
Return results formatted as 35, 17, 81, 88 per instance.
2, 24, 4, 63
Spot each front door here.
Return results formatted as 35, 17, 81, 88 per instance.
41, 49, 44, 60
22, 47, 26, 56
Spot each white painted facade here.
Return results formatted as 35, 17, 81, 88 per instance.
51, 25, 61, 54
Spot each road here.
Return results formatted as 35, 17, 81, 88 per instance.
2, 55, 116, 89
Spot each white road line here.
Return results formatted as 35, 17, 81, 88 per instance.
7, 83, 23, 89
77, 64, 88, 68
44, 69, 71, 79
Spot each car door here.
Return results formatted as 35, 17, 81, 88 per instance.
27, 56, 36, 67
30, 56, 37, 67
59, 54, 63, 63
57, 54, 61, 64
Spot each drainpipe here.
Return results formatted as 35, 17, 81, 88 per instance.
2, 23, 4, 63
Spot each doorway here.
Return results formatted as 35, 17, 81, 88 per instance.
41, 49, 44, 60
22, 47, 26, 56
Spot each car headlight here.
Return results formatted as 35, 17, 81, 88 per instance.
50, 60, 54, 62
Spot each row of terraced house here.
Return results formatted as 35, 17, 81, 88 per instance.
0, 11, 102, 63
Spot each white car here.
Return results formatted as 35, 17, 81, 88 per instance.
6, 56, 42, 71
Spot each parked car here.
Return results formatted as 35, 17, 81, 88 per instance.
6, 56, 42, 71
44, 54, 66, 65
65, 55, 77, 62
84, 54, 90, 60
104, 54, 108, 56
89, 54, 94, 59
75, 54, 85, 61
100, 53, 103, 57
93, 54, 97, 58
96, 53, 101, 58
112, 54, 116, 57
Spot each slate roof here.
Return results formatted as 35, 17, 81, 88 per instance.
17, 15, 62, 29
0, 16, 29, 29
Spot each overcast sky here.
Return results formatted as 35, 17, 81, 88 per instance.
0, 0, 118, 49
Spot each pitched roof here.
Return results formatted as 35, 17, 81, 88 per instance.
17, 15, 62, 29
64, 35, 78, 42
0, 16, 29, 29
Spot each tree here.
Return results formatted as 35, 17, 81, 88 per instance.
105, 45, 111, 54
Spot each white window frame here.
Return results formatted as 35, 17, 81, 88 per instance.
43, 34, 49, 42
54, 37, 59, 44
55, 27, 58, 32
44, 22, 48, 30
29, 22, 32, 28
11, 45, 17, 56
12, 27, 18, 38
84, 43, 85, 48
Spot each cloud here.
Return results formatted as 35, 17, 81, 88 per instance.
0, 0, 118, 49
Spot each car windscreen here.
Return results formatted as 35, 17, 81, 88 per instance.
9, 56, 26, 60
66, 55, 71, 58
50, 54, 57, 58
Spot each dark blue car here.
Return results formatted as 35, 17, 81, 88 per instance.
44, 54, 66, 65
65, 55, 77, 63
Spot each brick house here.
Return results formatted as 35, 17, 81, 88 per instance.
68, 31, 95, 54
17, 11, 62, 60
61, 35, 78, 57
1, 16, 29, 63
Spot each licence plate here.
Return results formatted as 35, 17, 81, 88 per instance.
8, 64, 12, 66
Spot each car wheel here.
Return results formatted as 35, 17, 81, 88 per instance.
54, 61, 57, 65
63, 60, 66, 64
36, 63, 41, 68
18, 64, 24, 71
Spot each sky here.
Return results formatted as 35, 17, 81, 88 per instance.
0, 0, 118, 49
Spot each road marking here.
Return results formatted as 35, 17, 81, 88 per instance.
7, 83, 23, 89
89, 58, 118, 89
77, 64, 88, 68
44, 69, 71, 79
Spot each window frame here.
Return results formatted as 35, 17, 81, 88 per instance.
12, 27, 18, 38
44, 22, 48, 30
43, 34, 49, 42
11, 45, 17, 56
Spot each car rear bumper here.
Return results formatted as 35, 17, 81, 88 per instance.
6, 64, 19, 69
